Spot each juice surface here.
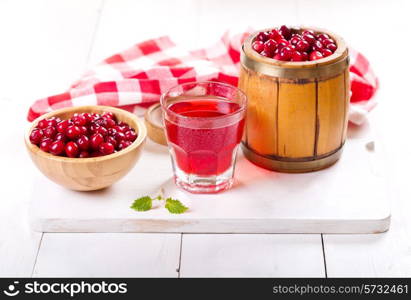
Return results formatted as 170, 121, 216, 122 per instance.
165, 99, 244, 176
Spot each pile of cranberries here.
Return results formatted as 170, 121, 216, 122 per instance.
252, 25, 337, 62
29, 112, 137, 158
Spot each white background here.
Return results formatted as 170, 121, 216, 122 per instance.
0, 0, 411, 277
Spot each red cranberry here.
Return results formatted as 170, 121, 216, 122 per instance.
105, 118, 116, 128
290, 35, 301, 45
90, 151, 103, 157
43, 126, 57, 139
268, 29, 283, 41
301, 52, 309, 61
327, 43, 337, 52
302, 33, 316, 45
321, 49, 333, 57
295, 40, 310, 52
72, 114, 87, 126
115, 132, 126, 143
82, 113, 92, 123
49, 140, 65, 155
260, 50, 270, 57
309, 51, 324, 61
66, 125, 81, 140
114, 125, 127, 133
263, 39, 277, 56
89, 123, 100, 133
125, 130, 137, 142
90, 133, 104, 150
37, 119, 49, 129
108, 128, 117, 136
95, 126, 108, 136
312, 40, 324, 51
30, 129, 44, 144
278, 47, 293, 61
99, 142, 115, 155
94, 118, 107, 128
102, 112, 115, 120
279, 25, 291, 39
79, 151, 90, 158
276, 39, 289, 49
40, 138, 53, 152
321, 38, 334, 46
77, 135, 90, 151
105, 136, 118, 148
118, 121, 129, 127
291, 51, 304, 62
79, 125, 88, 135
302, 29, 315, 36
317, 33, 329, 41
117, 140, 132, 151
57, 120, 70, 133
47, 119, 58, 127
55, 133, 67, 142
65, 141, 79, 158
256, 31, 270, 42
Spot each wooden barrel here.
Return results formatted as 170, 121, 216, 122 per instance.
239, 27, 350, 173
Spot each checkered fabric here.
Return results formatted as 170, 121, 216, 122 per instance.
28, 31, 378, 125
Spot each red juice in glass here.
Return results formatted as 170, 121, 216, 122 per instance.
161, 82, 247, 193
165, 99, 245, 175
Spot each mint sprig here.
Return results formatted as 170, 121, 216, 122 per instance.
130, 194, 188, 214
165, 198, 188, 214
130, 196, 153, 211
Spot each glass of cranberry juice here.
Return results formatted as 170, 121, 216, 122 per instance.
161, 81, 247, 193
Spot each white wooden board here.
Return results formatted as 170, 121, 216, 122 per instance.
29, 123, 390, 234
0, 0, 103, 276
323, 233, 411, 278
33, 233, 181, 277
180, 234, 325, 277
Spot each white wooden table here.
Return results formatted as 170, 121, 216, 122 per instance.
1, 0, 411, 277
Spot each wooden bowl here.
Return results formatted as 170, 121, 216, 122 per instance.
25, 106, 147, 191
144, 103, 167, 146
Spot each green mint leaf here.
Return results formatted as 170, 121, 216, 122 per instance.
130, 196, 153, 211
165, 198, 188, 214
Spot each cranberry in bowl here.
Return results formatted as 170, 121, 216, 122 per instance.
25, 106, 147, 191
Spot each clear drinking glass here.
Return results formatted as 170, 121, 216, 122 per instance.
161, 81, 247, 193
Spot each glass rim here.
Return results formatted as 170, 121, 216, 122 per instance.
160, 81, 247, 121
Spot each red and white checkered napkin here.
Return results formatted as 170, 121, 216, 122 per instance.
28, 31, 378, 125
